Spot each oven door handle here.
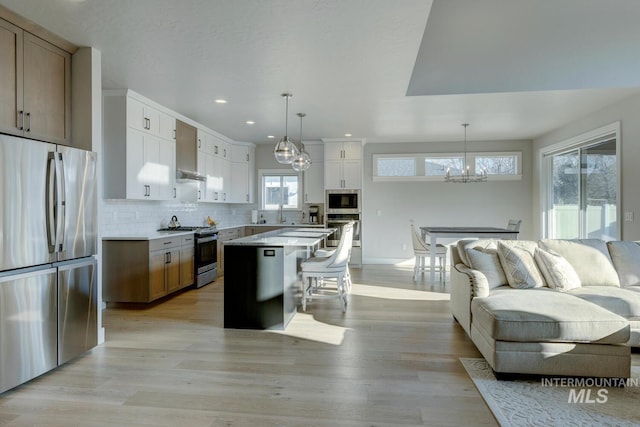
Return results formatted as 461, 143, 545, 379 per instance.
197, 235, 218, 244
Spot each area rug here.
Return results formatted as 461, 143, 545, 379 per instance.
460, 358, 640, 427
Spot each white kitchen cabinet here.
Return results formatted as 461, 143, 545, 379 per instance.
303, 144, 324, 203
325, 159, 362, 189
126, 96, 176, 141
231, 145, 250, 163
103, 90, 177, 200
123, 128, 175, 200
324, 141, 362, 189
230, 161, 249, 203
324, 141, 362, 161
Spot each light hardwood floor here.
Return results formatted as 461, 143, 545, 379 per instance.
5, 265, 632, 426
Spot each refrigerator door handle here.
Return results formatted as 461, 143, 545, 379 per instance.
55, 153, 67, 252
46, 152, 57, 253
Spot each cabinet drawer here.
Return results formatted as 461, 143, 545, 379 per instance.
181, 234, 195, 246
149, 236, 181, 252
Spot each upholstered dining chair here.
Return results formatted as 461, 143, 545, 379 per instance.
300, 222, 354, 312
410, 222, 447, 282
507, 219, 522, 231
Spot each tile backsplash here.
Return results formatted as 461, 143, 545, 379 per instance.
100, 200, 321, 234
100, 199, 255, 234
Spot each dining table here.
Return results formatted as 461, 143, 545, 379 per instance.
419, 226, 519, 282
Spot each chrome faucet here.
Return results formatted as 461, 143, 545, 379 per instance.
278, 204, 286, 223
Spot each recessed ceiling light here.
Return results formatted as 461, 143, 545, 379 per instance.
215, 99, 227, 104
344, 133, 352, 137
267, 135, 275, 139
246, 120, 255, 125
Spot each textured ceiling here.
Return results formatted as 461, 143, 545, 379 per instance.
1, 0, 639, 144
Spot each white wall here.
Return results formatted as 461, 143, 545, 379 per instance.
362, 140, 533, 264
532, 92, 640, 241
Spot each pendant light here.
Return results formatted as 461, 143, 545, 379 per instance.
273, 93, 299, 164
444, 123, 487, 183
291, 112, 312, 172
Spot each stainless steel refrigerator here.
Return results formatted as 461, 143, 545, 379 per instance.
0, 134, 98, 394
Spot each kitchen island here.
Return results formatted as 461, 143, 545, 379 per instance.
223, 228, 334, 330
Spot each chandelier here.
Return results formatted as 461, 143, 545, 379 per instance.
444, 123, 487, 183
273, 93, 299, 164
291, 112, 311, 172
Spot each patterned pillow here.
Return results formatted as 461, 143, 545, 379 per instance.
466, 247, 508, 289
534, 247, 581, 292
497, 241, 545, 289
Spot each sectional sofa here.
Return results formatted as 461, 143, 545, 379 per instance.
450, 238, 640, 378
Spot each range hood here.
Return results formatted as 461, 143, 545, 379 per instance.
175, 119, 206, 182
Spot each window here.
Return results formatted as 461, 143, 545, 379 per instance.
373, 152, 522, 181
260, 170, 300, 210
424, 156, 463, 176
376, 157, 416, 177
543, 128, 618, 240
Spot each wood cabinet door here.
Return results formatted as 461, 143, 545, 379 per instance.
180, 245, 194, 287
0, 18, 23, 137
22, 32, 70, 144
149, 251, 167, 301
166, 249, 181, 293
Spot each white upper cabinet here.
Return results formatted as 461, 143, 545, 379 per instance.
303, 144, 324, 203
103, 90, 176, 200
324, 140, 362, 189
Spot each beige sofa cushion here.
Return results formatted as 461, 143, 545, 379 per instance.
457, 239, 498, 267
497, 241, 545, 289
607, 241, 640, 287
539, 239, 620, 287
569, 286, 640, 321
466, 248, 508, 289
472, 288, 629, 344
534, 248, 581, 292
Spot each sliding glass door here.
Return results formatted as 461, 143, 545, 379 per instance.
547, 137, 618, 240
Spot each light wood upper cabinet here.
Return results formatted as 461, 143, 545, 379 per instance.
0, 18, 70, 145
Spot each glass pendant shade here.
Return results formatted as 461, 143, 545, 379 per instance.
291, 112, 311, 171
274, 93, 298, 164
274, 136, 298, 164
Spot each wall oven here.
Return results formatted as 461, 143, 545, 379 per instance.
326, 189, 360, 214
325, 214, 361, 247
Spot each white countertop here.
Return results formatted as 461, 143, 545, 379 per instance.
102, 230, 195, 241
224, 227, 335, 247
102, 223, 327, 240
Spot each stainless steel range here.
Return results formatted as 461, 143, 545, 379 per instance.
158, 226, 218, 288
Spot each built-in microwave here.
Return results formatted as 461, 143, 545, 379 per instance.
326, 189, 360, 214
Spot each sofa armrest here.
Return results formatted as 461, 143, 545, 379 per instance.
450, 263, 493, 337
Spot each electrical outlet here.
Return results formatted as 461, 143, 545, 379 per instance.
625, 212, 634, 222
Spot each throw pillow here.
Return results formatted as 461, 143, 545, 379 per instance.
497, 241, 545, 289
607, 241, 640, 287
534, 247, 582, 292
465, 247, 508, 289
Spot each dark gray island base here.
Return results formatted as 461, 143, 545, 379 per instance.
224, 245, 298, 329
223, 228, 334, 330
